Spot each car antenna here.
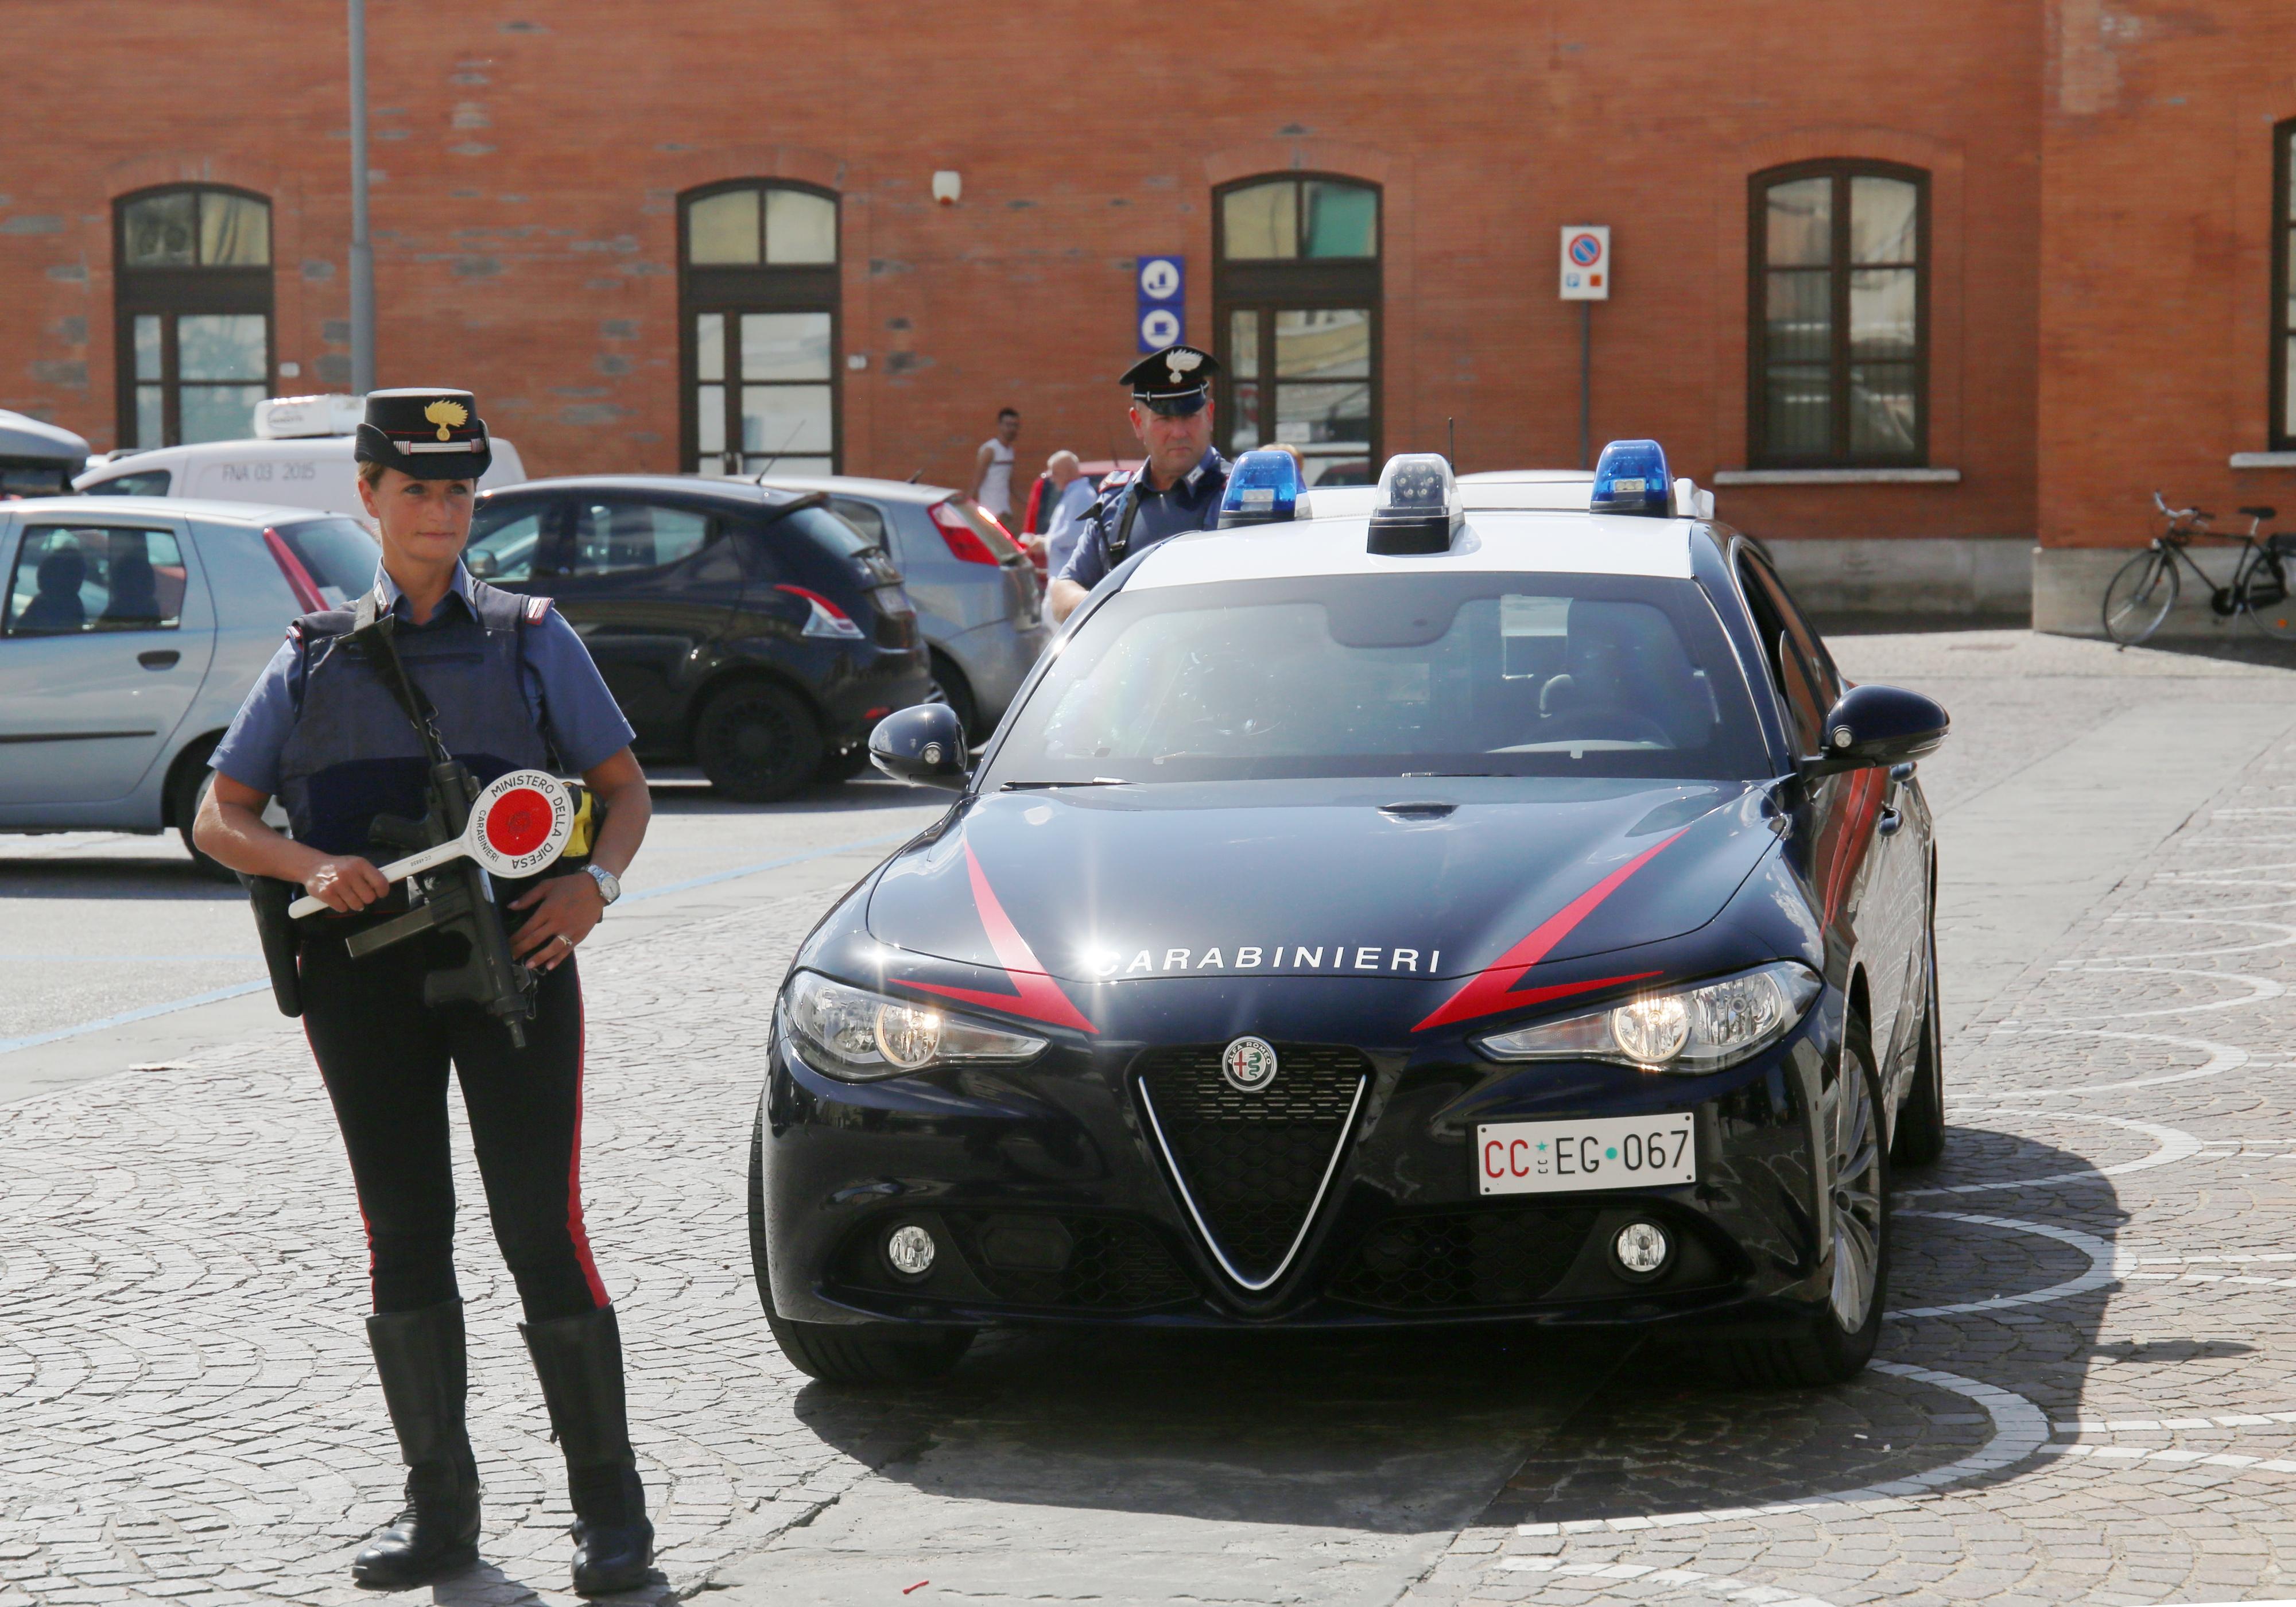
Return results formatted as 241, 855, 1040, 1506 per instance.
1446, 417, 1456, 469
750, 418, 806, 482
907, 468, 923, 483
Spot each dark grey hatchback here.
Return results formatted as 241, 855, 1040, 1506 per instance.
468, 475, 929, 800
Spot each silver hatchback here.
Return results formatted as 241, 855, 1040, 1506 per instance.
0, 497, 379, 874
758, 476, 1047, 737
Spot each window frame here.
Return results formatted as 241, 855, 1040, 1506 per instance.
563, 495, 729, 582
2272, 120, 2296, 451
4, 521, 189, 638
677, 179, 841, 477
1211, 174, 1383, 482
111, 185, 275, 451
1746, 159, 1930, 469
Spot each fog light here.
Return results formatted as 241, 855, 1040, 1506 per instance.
885, 1223, 936, 1278
1612, 1221, 1669, 1278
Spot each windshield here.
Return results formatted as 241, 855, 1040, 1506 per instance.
983, 573, 1769, 785
273, 517, 381, 607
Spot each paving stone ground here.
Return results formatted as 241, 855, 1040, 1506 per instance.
9, 630, 2296, 1606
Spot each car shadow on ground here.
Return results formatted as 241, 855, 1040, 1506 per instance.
782, 1124, 2121, 1539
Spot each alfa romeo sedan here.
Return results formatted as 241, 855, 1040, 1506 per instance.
750, 445, 1949, 1388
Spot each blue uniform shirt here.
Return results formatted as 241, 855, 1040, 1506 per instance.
212, 563, 635, 795
1056, 448, 1231, 590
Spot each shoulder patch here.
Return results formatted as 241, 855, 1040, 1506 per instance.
523, 594, 554, 623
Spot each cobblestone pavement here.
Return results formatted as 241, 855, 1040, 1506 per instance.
1402, 636, 2296, 1606
10, 632, 2296, 1606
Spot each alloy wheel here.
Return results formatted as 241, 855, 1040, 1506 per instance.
1828, 1055, 1885, 1331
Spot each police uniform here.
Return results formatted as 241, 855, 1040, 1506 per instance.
210, 390, 653, 1596
1055, 344, 1233, 591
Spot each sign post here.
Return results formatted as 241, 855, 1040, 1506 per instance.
1559, 227, 1610, 469
1136, 255, 1185, 352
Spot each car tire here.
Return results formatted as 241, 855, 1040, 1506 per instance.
1891, 930, 1946, 1168
929, 650, 980, 741
1717, 1016, 1890, 1389
747, 1096, 975, 1387
694, 681, 823, 804
170, 739, 237, 883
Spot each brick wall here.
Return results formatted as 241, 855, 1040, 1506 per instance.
1, 0, 2038, 549
2037, 0, 2296, 550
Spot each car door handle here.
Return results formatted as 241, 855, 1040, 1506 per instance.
137, 650, 180, 670
1876, 807, 1905, 837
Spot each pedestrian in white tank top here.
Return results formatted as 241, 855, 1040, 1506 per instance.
970, 406, 1021, 523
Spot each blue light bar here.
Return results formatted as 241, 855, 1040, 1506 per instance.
1590, 438, 1671, 518
1217, 448, 1310, 528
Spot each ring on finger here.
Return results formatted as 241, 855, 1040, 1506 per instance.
556, 933, 575, 949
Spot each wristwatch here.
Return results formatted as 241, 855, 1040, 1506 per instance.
585, 864, 622, 906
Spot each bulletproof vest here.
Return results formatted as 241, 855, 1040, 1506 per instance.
276, 581, 553, 856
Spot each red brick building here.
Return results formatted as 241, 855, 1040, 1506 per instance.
2, 1, 2276, 625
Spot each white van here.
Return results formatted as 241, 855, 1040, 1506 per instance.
72, 395, 527, 515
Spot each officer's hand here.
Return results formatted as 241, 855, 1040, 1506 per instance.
302, 856, 390, 913
509, 871, 605, 971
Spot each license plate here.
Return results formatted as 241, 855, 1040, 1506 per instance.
1476, 1112, 1696, 1195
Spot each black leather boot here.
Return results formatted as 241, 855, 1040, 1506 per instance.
353, 1299, 482, 1588
522, 1305, 654, 1596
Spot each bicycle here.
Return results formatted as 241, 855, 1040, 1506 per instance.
2101, 492, 2296, 646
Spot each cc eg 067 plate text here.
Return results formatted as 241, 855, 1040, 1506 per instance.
1477, 1111, 1696, 1195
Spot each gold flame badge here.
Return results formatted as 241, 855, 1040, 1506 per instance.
423, 399, 470, 441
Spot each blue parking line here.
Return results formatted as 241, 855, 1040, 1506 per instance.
0, 829, 917, 1058
0, 981, 273, 1057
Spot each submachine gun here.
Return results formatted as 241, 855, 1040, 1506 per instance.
244, 611, 586, 1050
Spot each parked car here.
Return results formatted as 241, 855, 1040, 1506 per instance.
0, 496, 380, 873
467, 475, 929, 800
758, 476, 1049, 738
0, 410, 91, 498
73, 430, 528, 514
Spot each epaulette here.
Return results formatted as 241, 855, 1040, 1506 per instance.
522, 594, 554, 624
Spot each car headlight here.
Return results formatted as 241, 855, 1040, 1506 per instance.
781, 969, 1048, 1080
1472, 962, 1821, 1073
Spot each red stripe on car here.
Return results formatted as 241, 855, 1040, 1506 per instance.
906, 841, 1099, 1034
1411, 830, 1687, 1032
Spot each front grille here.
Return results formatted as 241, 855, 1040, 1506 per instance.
942, 1212, 1194, 1311
1328, 1207, 1599, 1313
1135, 1044, 1370, 1287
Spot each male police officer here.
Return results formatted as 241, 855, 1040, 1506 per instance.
1046, 344, 1232, 623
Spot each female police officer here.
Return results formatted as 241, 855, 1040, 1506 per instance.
193, 389, 656, 1595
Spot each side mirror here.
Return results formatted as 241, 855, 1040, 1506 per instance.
869, 703, 969, 789
464, 549, 498, 580
1805, 684, 1950, 775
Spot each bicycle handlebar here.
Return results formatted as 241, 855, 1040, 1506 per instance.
2153, 490, 2209, 524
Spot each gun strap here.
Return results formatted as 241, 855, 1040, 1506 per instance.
350, 587, 453, 767
1107, 479, 1143, 563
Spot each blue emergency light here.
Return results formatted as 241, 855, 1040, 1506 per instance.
1590, 438, 1672, 518
1217, 448, 1310, 528
1367, 452, 1464, 554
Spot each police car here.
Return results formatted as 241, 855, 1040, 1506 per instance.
750, 442, 1949, 1388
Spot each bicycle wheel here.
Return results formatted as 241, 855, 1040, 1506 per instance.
2243, 550, 2296, 639
2103, 548, 2178, 645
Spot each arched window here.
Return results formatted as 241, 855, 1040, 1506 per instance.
1748, 161, 1927, 467
114, 187, 273, 448
680, 181, 839, 476
1213, 176, 1380, 484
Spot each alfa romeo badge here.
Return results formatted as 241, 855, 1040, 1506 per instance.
1221, 1035, 1279, 1093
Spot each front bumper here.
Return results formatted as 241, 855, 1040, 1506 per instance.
757, 978, 1841, 1332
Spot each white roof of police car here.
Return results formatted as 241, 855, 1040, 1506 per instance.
1125, 505, 1698, 591
4, 494, 341, 526
1305, 473, 1597, 521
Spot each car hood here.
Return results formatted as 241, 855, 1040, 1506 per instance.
864, 777, 1778, 995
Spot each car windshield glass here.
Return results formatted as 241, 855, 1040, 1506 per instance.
983, 572, 1768, 785
273, 517, 379, 607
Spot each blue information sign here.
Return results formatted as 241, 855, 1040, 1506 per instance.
1136, 255, 1184, 352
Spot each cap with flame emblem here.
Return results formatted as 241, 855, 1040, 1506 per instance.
354, 386, 493, 480
1119, 344, 1223, 418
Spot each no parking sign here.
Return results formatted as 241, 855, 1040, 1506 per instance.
1560, 226, 1610, 300
1137, 255, 1184, 351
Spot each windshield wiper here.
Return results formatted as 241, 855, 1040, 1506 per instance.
1000, 778, 1131, 790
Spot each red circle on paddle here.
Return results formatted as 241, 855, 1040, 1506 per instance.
483, 787, 555, 857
